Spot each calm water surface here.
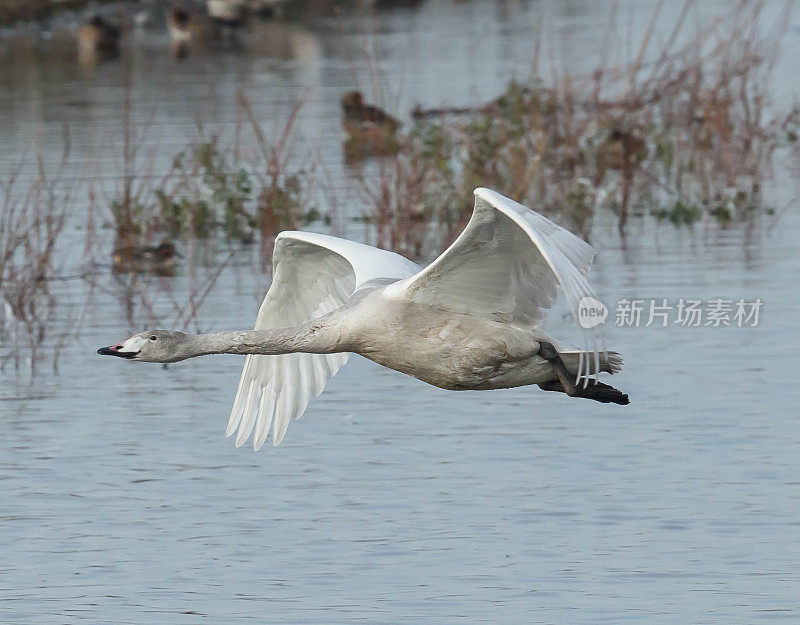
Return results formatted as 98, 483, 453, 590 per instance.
1, 1, 800, 623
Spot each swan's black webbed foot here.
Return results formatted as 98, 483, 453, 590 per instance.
538, 379, 630, 405
581, 380, 629, 405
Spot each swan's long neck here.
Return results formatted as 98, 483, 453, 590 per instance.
184, 326, 343, 358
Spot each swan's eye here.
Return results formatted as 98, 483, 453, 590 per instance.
150, 335, 157, 341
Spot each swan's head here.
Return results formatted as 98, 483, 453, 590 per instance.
97, 330, 190, 363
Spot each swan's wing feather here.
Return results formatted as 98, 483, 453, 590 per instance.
228, 231, 419, 449
387, 188, 602, 380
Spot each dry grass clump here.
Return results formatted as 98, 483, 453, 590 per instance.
91, 246, 234, 335
361, 0, 793, 252
354, 140, 436, 258
0, 0, 48, 25
0, 155, 72, 373
106, 92, 319, 267
235, 93, 322, 259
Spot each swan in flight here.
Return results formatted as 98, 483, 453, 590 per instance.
98, 188, 628, 449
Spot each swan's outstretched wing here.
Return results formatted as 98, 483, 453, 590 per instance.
386, 187, 603, 380
228, 232, 419, 449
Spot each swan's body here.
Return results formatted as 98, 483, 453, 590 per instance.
99, 188, 626, 449
304, 291, 617, 392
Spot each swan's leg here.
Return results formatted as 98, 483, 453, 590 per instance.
538, 341, 578, 396
538, 342, 630, 405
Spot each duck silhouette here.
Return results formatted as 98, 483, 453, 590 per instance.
341, 91, 402, 160
341, 91, 401, 137
167, 5, 218, 50
76, 15, 121, 64
112, 242, 177, 276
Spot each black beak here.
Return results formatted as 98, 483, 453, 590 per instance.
97, 345, 139, 359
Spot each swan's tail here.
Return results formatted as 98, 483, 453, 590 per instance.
560, 350, 623, 376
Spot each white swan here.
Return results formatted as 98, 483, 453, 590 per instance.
98, 188, 627, 449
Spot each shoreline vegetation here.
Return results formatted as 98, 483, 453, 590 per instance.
1, 0, 799, 374
0, 0, 338, 27
102, 0, 797, 259
0, 1, 107, 26
368, 0, 795, 254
